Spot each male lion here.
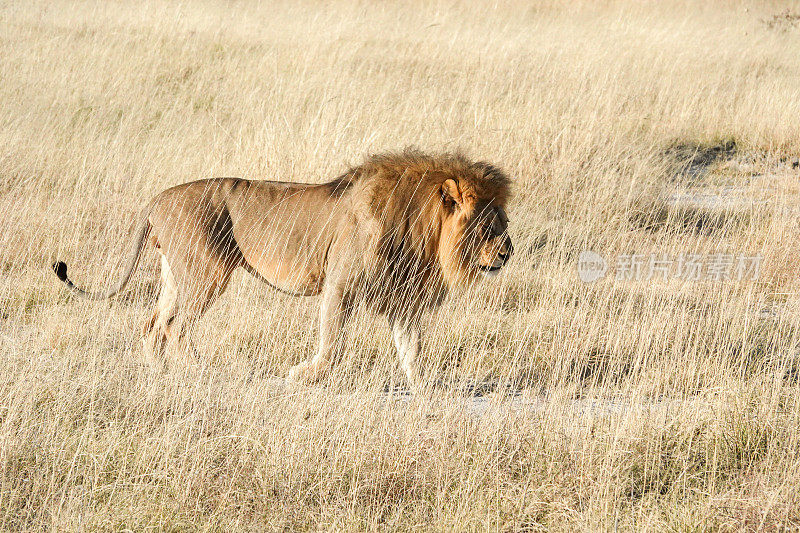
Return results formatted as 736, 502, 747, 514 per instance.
53, 150, 513, 390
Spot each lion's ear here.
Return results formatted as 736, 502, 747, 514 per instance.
441, 179, 462, 210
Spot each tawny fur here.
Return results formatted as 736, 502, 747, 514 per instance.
53, 149, 513, 390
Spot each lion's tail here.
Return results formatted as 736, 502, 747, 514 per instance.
52, 212, 151, 300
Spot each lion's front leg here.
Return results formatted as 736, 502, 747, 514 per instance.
288, 283, 351, 385
388, 317, 423, 393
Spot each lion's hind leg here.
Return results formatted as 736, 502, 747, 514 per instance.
142, 252, 179, 368
161, 253, 239, 367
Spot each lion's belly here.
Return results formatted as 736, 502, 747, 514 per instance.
225, 179, 343, 296
231, 207, 330, 295
245, 246, 325, 296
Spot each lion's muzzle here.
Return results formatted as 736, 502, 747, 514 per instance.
478, 236, 513, 275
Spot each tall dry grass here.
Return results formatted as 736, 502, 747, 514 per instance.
2, 0, 800, 529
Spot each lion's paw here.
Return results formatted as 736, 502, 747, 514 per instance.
287, 362, 317, 384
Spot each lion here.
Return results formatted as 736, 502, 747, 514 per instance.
53, 149, 513, 390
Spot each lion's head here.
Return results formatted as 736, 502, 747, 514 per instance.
354, 150, 513, 294
437, 162, 513, 286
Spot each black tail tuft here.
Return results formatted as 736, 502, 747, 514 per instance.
52, 261, 68, 282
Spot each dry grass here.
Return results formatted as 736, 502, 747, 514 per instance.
2, 0, 800, 530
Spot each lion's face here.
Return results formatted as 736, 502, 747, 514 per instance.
469, 202, 513, 278
439, 178, 513, 285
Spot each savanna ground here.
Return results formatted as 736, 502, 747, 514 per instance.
2, 0, 800, 530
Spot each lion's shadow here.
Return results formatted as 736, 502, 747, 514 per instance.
383, 377, 522, 398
